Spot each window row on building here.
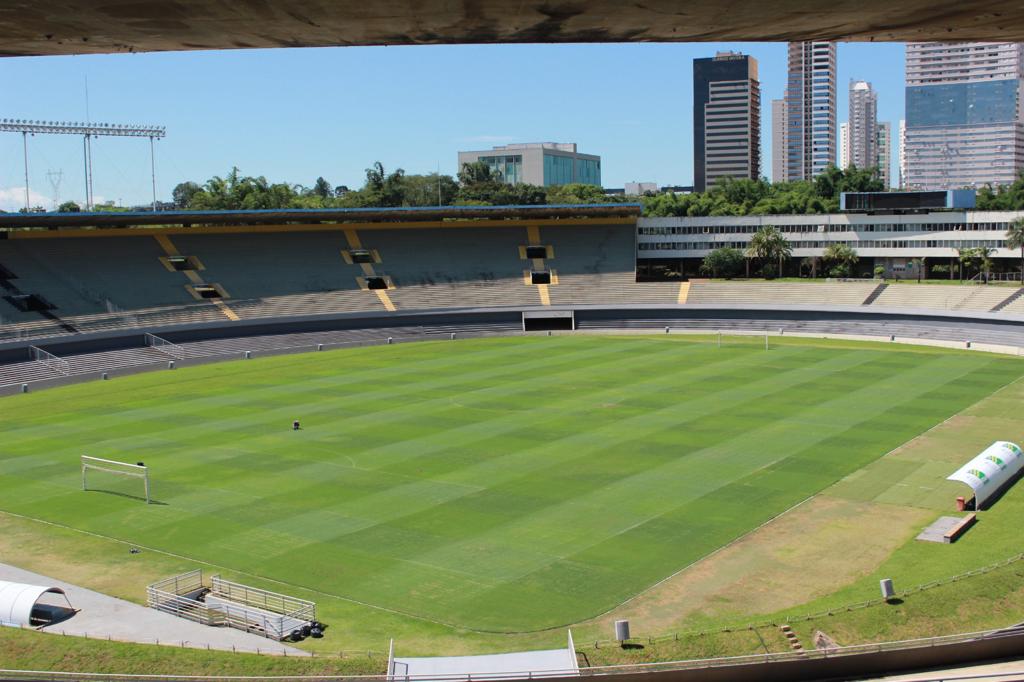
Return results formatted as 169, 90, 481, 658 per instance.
638, 238, 1007, 252
638, 221, 1017, 236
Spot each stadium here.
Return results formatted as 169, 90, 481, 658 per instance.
3, 200, 1024, 682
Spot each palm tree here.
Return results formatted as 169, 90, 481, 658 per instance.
823, 243, 859, 278
1006, 218, 1024, 284
746, 225, 792, 278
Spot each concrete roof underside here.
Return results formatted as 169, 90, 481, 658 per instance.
2, 1, 1023, 58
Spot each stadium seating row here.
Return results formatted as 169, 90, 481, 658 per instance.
2, 225, 1024, 343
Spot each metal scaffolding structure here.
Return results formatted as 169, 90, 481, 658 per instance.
0, 119, 166, 212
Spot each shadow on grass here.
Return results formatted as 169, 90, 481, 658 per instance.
84, 489, 167, 506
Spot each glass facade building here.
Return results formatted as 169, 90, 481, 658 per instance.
458, 143, 601, 187
783, 42, 837, 181
905, 42, 1024, 190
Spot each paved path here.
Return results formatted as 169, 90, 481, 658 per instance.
0, 563, 308, 656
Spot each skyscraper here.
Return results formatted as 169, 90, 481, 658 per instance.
771, 99, 787, 182
693, 51, 761, 192
877, 121, 892, 188
905, 42, 1024, 190
783, 41, 837, 181
848, 80, 879, 171
838, 122, 850, 169
898, 119, 907, 188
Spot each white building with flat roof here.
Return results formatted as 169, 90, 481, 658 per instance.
637, 210, 1024, 277
457, 142, 601, 187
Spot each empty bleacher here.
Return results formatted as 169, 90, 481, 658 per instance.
367, 227, 538, 309
4, 224, 1024, 350
0, 236, 192, 317
543, 225, 679, 305
685, 281, 880, 306
871, 283, 1020, 312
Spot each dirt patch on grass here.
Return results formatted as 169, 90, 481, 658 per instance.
583, 497, 931, 637
0, 512, 195, 604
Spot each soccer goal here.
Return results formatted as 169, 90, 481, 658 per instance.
81, 455, 152, 504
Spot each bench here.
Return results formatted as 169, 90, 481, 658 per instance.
943, 513, 977, 543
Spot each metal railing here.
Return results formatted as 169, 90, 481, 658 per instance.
1, 627, 1024, 682
145, 332, 186, 359
28, 345, 69, 375
147, 571, 316, 641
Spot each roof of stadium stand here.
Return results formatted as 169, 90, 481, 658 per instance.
0, 580, 69, 627
0, 203, 641, 230
947, 441, 1024, 508
1, 0, 1023, 57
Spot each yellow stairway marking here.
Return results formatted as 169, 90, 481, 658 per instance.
212, 299, 240, 321
678, 281, 691, 304
526, 225, 541, 245
153, 234, 239, 320
375, 290, 397, 311
537, 284, 551, 306
343, 229, 363, 249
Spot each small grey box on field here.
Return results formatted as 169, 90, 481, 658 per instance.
880, 578, 895, 600
614, 619, 630, 641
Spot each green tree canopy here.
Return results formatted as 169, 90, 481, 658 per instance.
699, 247, 745, 279
1006, 217, 1024, 284
822, 243, 859, 278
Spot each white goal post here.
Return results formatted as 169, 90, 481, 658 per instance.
81, 455, 151, 504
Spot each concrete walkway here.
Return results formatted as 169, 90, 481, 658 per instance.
0, 563, 308, 656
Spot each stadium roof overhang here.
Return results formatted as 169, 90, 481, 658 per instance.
0, 203, 641, 231
947, 441, 1024, 508
2, 0, 1024, 57
0, 580, 71, 627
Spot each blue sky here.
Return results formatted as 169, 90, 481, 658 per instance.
0, 42, 906, 210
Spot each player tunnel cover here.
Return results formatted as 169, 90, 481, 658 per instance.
947, 441, 1024, 508
0, 580, 74, 627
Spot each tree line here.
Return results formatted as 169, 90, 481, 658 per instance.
162, 162, 619, 212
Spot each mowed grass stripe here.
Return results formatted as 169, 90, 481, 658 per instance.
0, 337, 1021, 634
2, 338, 652, 454
342, 351, 992, 628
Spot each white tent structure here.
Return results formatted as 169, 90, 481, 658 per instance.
947, 441, 1024, 508
0, 580, 72, 627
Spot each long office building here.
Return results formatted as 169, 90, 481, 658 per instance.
693, 52, 761, 192
638, 209, 1020, 277
457, 142, 601, 187
783, 41, 837, 181
905, 42, 1024, 190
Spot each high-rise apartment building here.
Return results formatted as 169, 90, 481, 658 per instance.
838, 122, 850, 168
783, 41, 837, 181
848, 80, 879, 170
771, 99, 787, 182
905, 42, 1024, 190
693, 52, 761, 192
457, 143, 601, 187
877, 121, 892, 188
898, 119, 907, 188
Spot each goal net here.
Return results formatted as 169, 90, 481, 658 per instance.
81, 455, 151, 504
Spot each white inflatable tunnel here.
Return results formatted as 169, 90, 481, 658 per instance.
947, 441, 1024, 508
0, 580, 72, 627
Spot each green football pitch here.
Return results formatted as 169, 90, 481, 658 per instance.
2, 335, 1022, 633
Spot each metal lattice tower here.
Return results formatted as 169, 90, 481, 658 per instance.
0, 118, 167, 212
